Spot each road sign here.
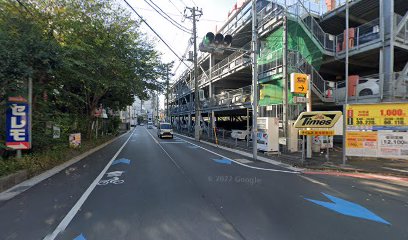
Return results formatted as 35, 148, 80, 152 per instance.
290, 73, 308, 94
294, 111, 342, 128
299, 130, 334, 136
6, 98, 30, 150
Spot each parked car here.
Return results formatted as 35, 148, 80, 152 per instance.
157, 122, 173, 139
326, 78, 379, 100
231, 127, 252, 140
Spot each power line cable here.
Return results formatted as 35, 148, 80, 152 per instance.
168, 0, 183, 15
177, 0, 187, 7
144, 0, 191, 33
15, 0, 34, 16
190, 0, 197, 7
136, 6, 223, 23
123, 0, 190, 69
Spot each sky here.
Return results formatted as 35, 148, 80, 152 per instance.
118, 0, 345, 109
119, 0, 237, 109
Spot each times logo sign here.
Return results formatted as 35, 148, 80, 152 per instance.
294, 111, 342, 128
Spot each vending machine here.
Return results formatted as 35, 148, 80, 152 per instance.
257, 117, 279, 152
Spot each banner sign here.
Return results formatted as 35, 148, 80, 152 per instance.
69, 133, 81, 148
346, 103, 408, 128
299, 130, 334, 136
346, 131, 408, 159
6, 98, 31, 150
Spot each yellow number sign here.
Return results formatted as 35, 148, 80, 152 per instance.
346, 103, 408, 126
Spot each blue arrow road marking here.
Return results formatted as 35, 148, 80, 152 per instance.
305, 192, 390, 225
111, 158, 130, 165
212, 158, 232, 165
73, 233, 86, 240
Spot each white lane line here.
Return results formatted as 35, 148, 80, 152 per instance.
144, 128, 185, 172
174, 135, 299, 174
43, 128, 135, 240
382, 167, 408, 173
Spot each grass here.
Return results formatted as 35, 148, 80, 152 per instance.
0, 135, 117, 178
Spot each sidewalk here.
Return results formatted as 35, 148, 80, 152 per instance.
176, 130, 408, 177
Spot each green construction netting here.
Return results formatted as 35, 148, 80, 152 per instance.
258, 19, 323, 106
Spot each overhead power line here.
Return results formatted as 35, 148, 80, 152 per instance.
123, 0, 190, 69
168, 0, 183, 15
144, 0, 191, 34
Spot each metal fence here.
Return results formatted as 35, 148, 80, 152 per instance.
335, 18, 380, 53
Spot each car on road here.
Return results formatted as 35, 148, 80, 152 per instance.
231, 127, 252, 140
140, 123, 144, 126
326, 78, 379, 100
147, 122, 153, 129
157, 122, 173, 139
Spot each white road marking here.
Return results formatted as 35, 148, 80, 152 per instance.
43, 128, 135, 240
159, 132, 299, 174
144, 128, 185, 173
234, 158, 253, 164
382, 167, 408, 173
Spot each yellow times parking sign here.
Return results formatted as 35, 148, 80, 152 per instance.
290, 73, 308, 94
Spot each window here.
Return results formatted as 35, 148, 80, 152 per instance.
160, 124, 172, 129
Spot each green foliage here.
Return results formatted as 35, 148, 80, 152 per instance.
1, 0, 166, 158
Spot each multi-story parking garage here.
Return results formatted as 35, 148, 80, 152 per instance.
168, 0, 408, 152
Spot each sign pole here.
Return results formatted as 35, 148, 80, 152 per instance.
301, 134, 305, 163
306, 75, 312, 159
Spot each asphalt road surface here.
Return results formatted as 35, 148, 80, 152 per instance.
1, 126, 408, 240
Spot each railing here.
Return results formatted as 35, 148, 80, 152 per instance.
395, 12, 408, 45
287, 1, 335, 53
211, 50, 251, 80
258, 48, 283, 79
287, 50, 333, 102
335, 18, 380, 53
257, 1, 284, 28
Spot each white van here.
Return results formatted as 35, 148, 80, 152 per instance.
157, 122, 173, 139
147, 122, 153, 129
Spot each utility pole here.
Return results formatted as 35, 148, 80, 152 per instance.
166, 65, 170, 122
283, 0, 289, 153
185, 6, 203, 141
342, 0, 350, 165
251, 0, 258, 160
156, 91, 159, 123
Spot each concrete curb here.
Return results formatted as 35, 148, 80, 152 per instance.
0, 131, 130, 201
0, 170, 29, 192
174, 133, 304, 172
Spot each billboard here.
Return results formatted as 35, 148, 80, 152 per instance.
6, 98, 30, 150
346, 103, 408, 159
346, 103, 408, 128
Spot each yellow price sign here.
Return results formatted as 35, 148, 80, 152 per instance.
346, 103, 408, 126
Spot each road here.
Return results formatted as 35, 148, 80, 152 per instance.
1, 126, 408, 240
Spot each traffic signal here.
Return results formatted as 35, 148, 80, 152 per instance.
199, 32, 233, 53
